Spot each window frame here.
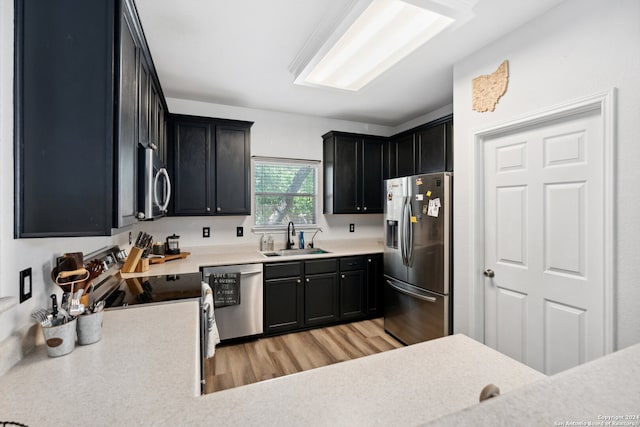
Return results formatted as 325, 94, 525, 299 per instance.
252, 157, 320, 231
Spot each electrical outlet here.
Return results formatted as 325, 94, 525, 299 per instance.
349, 224, 355, 232
236, 226, 244, 237
19, 268, 32, 303
203, 227, 210, 238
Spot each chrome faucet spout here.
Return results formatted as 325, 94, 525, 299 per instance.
286, 221, 296, 249
309, 227, 322, 248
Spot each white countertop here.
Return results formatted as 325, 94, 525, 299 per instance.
425, 341, 640, 426
3, 301, 636, 426
0, 301, 546, 426
121, 238, 384, 278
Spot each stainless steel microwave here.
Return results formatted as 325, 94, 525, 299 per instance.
137, 146, 171, 220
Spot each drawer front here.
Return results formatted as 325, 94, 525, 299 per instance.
340, 256, 364, 271
305, 258, 337, 275
264, 261, 303, 280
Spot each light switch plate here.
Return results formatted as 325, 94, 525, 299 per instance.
19, 268, 32, 303
236, 226, 244, 237
203, 227, 210, 238
349, 224, 355, 232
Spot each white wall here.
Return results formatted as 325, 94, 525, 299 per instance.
452, 0, 640, 350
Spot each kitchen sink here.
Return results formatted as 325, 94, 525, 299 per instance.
261, 248, 330, 257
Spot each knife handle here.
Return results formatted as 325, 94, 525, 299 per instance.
51, 294, 58, 318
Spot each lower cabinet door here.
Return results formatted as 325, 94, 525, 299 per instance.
264, 277, 303, 335
340, 270, 367, 321
304, 273, 339, 326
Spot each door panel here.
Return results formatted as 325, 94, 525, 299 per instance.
483, 109, 603, 374
543, 300, 586, 374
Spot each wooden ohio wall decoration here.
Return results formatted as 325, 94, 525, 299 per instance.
472, 60, 509, 112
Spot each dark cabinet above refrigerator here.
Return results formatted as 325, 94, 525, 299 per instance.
384, 115, 453, 180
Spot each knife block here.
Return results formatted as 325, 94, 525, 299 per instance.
134, 258, 149, 272
121, 247, 144, 273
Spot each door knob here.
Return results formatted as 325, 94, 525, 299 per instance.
483, 269, 495, 278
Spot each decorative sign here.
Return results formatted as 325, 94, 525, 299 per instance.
210, 273, 240, 307
472, 60, 509, 112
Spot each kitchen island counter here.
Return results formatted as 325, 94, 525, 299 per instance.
120, 237, 384, 278
2, 301, 637, 426
0, 300, 544, 426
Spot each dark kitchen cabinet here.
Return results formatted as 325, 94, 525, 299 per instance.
169, 115, 252, 216
14, 0, 166, 237
365, 254, 384, 316
339, 257, 367, 321
264, 262, 304, 335
304, 259, 339, 326
323, 131, 384, 214
264, 255, 382, 336
385, 133, 416, 179
215, 124, 251, 215
171, 119, 212, 215
384, 115, 453, 179
416, 118, 453, 174
116, 9, 139, 229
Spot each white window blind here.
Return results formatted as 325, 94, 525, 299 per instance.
254, 158, 318, 227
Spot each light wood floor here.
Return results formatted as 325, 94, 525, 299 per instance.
204, 317, 403, 394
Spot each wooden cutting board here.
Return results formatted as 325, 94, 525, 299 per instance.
148, 252, 191, 264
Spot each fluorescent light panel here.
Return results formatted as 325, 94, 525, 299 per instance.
297, 0, 455, 91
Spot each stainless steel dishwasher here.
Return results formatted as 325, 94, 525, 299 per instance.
201, 263, 263, 341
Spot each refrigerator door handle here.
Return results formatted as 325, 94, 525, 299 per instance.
386, 279, 437, 302
407, 198, 414, 266
400, 197, 407, 265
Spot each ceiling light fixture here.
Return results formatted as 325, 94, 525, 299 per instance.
291, 0, 477, 92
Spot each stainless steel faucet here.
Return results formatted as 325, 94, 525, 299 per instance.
309, 227, 322, 248
286, 221, 296, 249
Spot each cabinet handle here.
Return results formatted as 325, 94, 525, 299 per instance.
297, 279, 301, 284
305, 278, 310, 283
356, 206, 361, 211
217, 207, 221, 212
206, 207, 211, 212
368, 258, 372, 263
363, 206, 367, 211
341, 274, 345, 279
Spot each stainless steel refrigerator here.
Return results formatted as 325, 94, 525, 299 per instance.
383, 172, 452, 345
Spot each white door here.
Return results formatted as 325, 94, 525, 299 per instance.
483, 108, 605, 374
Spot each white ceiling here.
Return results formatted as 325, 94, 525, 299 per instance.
135, 0, 566, 127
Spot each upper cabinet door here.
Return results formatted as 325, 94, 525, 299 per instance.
361, 138, 383, 213
215, 124, 251, 215
172, 120, 213, 215
115, 10, 139, 229
333, 134, 360, 214
416, 122, 446, 174
395, 133, 416, 178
